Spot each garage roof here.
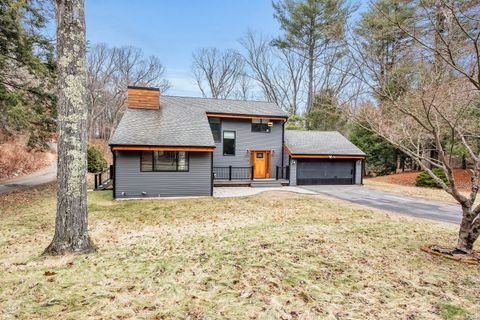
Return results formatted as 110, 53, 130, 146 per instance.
285, 130, 366, 157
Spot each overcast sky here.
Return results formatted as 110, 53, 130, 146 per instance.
83, 0, 283, 97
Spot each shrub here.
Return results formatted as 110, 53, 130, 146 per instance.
87, 145, 107, 173
416, 168, 449, 188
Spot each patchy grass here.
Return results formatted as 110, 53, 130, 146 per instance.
364, 180, 477, 205
0, 185, 479, 319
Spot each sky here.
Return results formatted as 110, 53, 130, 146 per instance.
83, 0, 283, 97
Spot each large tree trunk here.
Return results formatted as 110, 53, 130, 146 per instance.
306, 49, 314, 112
44, 0, 95, 255
456, 206, 480, 254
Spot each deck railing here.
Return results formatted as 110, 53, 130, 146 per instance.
275, 165, 290, 180
94, 165, 113, 190
213, 166, 254, 180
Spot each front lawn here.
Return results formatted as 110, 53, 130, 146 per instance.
0, 185, 478, 319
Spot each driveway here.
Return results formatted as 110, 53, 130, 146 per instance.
0, 161, 57, 194
300, 185, 462, 224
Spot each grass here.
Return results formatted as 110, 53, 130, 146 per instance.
0, 184, 479, 319
364, 180, 477, 205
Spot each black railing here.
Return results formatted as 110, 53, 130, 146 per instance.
94, 165, 113, 190
275, 165, 290, 180
213, 166, 254, 180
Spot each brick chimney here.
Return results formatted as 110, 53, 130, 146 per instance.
127, 86, 160, 109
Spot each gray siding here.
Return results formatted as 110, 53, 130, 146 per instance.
213, 118, 284, 176
355, 159, 363, 185
114, 150, 212, 198
289, 157, 297, 186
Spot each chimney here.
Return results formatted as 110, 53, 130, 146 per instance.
127, 86, 160, 110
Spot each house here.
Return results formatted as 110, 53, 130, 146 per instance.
109, 86, 366, 198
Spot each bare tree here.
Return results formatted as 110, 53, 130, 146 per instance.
86, 44, 170, 141
191, 48, 244, 99
240, 31, 306, 114
355, 67, 480, 254
349, 0, 480, 254
44, 0, 95, 255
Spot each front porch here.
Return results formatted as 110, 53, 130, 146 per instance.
213, 165, 289, 187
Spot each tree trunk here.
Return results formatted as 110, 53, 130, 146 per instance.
456, 206, 480, 254
307, 51, 314, 112
43, 0, 95, 255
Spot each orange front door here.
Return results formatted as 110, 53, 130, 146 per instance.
253, 151, 267, 178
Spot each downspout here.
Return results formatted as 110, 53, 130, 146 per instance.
281, 120, 286, 168
361, 159, 365, 185
210, 152, 213, 196
111, 147, 116, 199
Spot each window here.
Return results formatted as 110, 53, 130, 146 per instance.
208, 117, 221, 143
223, 131, 235, 156
252, 119, 271, 132
140, 151, 189, 172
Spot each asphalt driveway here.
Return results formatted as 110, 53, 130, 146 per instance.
300, 185, 462, 224
0, 161, 57, 194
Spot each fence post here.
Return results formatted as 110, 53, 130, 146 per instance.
94, 174, 98, 190
229, 165, 232, 181
109, 165, 113, 180
251, 166, 254, 180
286, 166, 290, 180
276, 166, 279, 180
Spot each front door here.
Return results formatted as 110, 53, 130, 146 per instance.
252, 151, 270, 179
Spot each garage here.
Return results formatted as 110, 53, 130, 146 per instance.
284, 130, 366, 186
296, 158, 355, 185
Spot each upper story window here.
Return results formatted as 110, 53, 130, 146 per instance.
252, 119, 271, 133
141, 151, 189, 172
223, 131, 235, 156
208, 117, 221, 143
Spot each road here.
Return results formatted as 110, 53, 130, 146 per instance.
0, 160, 57, 194
300, 185, 462, 224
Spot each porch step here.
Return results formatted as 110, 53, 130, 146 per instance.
250, 181, 284, 188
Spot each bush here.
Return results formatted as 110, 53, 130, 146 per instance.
87, 145, 107, 173
416, 168, 449, 188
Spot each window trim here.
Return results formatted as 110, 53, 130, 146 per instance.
208, 117, 222, 143
223, 130, 236, 156
140, 151, 190, 172
251, 119, 271, 133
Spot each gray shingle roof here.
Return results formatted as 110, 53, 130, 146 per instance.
110, 100, 215, 147
161, 95, 288, 118
110, 95, 286, 147
285, 130, 366, 156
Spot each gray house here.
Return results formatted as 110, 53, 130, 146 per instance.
109, 86, 365, 198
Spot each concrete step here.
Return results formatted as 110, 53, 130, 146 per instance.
250, 181, 284, 188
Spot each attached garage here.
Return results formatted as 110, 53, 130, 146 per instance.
285, 130, 366, 186
296, 158, 356, 185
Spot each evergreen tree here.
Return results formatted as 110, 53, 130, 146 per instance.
304, 88, 346, 132
0, 0, 55, 144
272, 0, 350, 112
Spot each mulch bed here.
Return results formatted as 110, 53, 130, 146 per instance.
421, 245, 480, 265
368, 169, 473, 191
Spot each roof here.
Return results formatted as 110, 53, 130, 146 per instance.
285, 130, 366, 156
110, 95, 287, 147
160, 95, 288, 118
110, 100, 215, 147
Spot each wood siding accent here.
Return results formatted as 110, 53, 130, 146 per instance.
127, 87, 160, 109
111, 146, 215, 152
206, 113, 287, 121
290, 154, 366, 159
285, 146, 365, 159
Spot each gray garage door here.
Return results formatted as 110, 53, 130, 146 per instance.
297, 158, 355, 185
